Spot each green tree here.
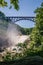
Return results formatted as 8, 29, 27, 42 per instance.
0, 0, 19, 10
30, 2, 43, 51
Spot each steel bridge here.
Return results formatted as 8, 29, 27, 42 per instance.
5, 16, 35, 22
0, 16, 35, 23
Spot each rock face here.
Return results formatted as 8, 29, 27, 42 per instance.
0, 38, 9, 52
0, 20, 8, 51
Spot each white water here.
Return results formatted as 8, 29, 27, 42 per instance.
6, 35, 29, 51
16, 35, 29, 43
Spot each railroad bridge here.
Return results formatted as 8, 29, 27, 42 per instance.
4, 16, 35, 22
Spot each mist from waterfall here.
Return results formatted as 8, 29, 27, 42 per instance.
6, 23, 22, 46
0, 20, 21, 50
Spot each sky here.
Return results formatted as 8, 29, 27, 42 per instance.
0, 0, 43, 28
